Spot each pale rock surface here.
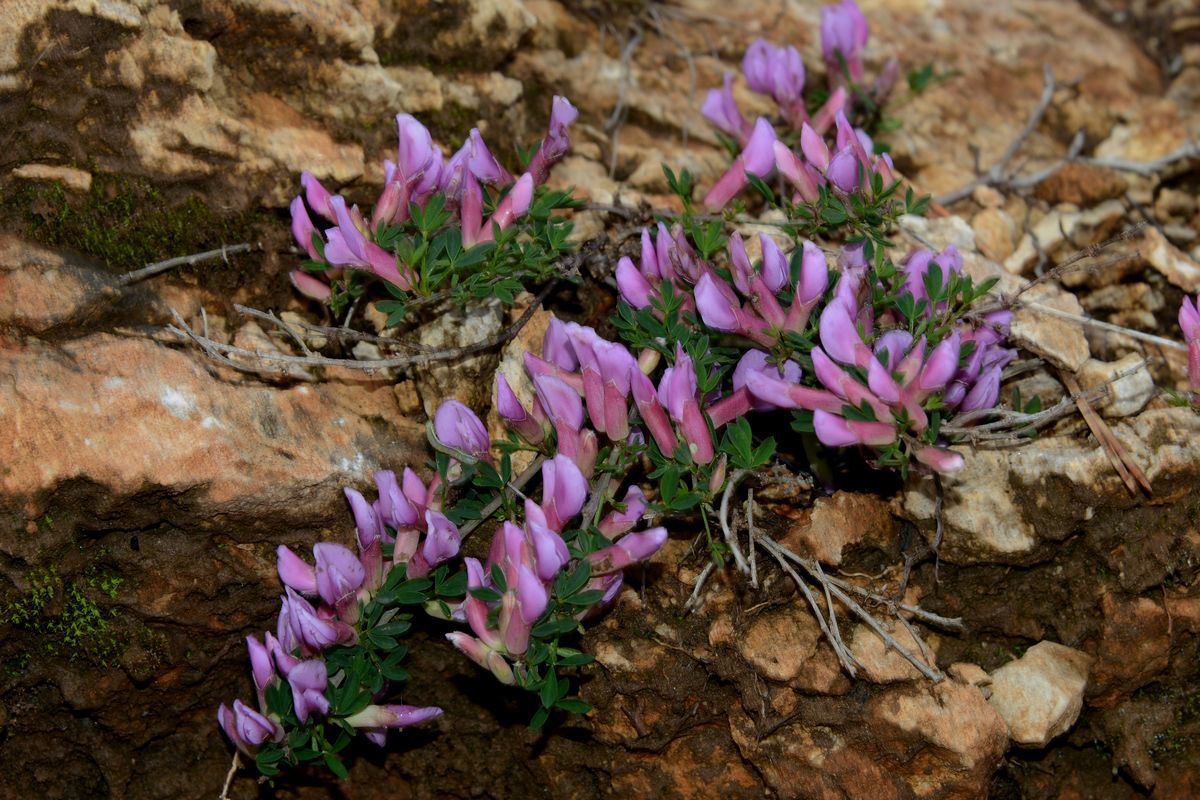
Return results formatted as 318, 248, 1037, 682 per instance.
987, 641, 1093, 747
904, 408, 1200, 564
849, 622, 938, 684
415, 297, 504, 415
737, 605, 850, 694
1145, 225, 1200, 292
1076, 354, 1156, 418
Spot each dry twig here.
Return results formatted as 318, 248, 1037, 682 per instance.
119, 243, 255, 285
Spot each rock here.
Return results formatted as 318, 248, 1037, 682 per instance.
414, 298, 504, 416
737, 605, 850, 694
848, 622, 938, 684
1095, 98, 1199, 172
1076, 354, 1156, 418
972, 185, 1005, 208
865, 680, 1010, 797
948, 662, 992, 691
1003, 200, 1126, 276
899, 214, 976, 254
12, 164, 94, 193
1010, 281, 1092, 372
1088, 593, 1171, 706
231, 320, 313, 381
972, 207, 1016, 262
1145, 225, 1200, 292
0, 236, 122, 336
0, 333, 426, 559
777, 491, 895, 567
903, 408, 1200, 564
987, 641, 1093, 747
1080, 282, 1164, 315
1032, 163, 1128, 206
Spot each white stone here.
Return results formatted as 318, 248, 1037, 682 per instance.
987, 641, 1093, 747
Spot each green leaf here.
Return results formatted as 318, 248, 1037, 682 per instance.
540, 669, 559, 708
529, 706, 550, 730
555, 697, 592, 714
323, 752, 349, 780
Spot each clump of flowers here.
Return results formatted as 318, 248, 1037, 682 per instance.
288, 97, 580, 321
614, 219, 1011, 473
702, 0, 897, 146
218, 316, 689, 775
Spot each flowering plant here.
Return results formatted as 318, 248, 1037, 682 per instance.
289, 97, 581, 323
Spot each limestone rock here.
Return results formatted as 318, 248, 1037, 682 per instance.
415, 298, 504, 416
777, 491, 895, 567
1076, 354, 1156, 418
1145, 225, 1200, 292
12, 164, 94, 193
865, 680, 1010, 796
737, 605, 850, 694
904, 408, 1200, 564
1032, 163, 1128, 207
987, 641, 1093, 747
849, 622, 938, 684
972, 207, 1016, 262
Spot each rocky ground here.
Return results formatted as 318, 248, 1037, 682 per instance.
2, 0, 1200, 798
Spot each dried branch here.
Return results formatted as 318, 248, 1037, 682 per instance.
935, 65, 1060, 206
718, 469, 753, 576
218, 752, 239, 800
169, 282, 555, 375
119, 243, 255, 285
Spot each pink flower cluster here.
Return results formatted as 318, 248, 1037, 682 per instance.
288, 97, 578, 301
703, 0, 878, 141
616, 224, 1015, 472
704, 111, 896, 211
218, 464, 460, 754
508, 318, 754, 467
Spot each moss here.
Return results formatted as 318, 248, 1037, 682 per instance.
1, 556, 127, 667
4, 172, 273, 274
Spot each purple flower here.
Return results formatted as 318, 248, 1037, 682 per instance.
915, 446, 965, 473
1180, 295, 1200, 389
702, 72, 749, 142
496, 373, 545, 443
821, 0, 870, 82
344, 703, 443, 733
434, 400, 491, 461
314, 542, 365, 611
476, 172, 534, 244
218, 700, 282, 755
284, 587, 355, 653
465, 128, 513, 186
733, 350, 803, 411
741, 39, 806, 125
323, 196, 413, 290
288, 659, 329, 723
598, 485, 648, 538
396, 113, 443, 200
277, 545, 317, 594
632, 370, 679, 456
540, 454, 588, 532
703, 117, 777, 211
528, 96, 578, 185
759, 235, 789, 293
289, 270, 331, 302
588, 527, 667, 574
543, 317, 580, 371
246, 635, 275, 706
407, 510, 462, 578
695, 272, 741, 332
300, 172, 335, 221
617, 255, 655, 309
290, 197, 321, 261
